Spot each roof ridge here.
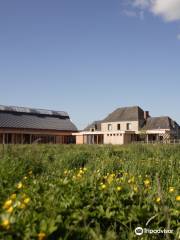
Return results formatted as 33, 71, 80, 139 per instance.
0, 104, 69, 118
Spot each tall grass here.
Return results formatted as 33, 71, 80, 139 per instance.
0, 144, 179, 240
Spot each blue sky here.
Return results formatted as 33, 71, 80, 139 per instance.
0, 0, 180, 129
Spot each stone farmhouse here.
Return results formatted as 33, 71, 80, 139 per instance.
74, 106, 180, 145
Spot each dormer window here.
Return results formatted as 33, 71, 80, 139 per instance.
117, 124, 121, 130
90, 128, 95, 132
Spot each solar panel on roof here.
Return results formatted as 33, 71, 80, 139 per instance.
0, 105, 69, 117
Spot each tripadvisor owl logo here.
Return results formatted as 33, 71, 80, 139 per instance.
135, 227, 143, 236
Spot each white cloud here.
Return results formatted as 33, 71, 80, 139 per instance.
152, 0, 180, 22
177, 33, 180, 40
130, 0, 180, 22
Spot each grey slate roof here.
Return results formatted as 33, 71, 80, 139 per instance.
102, 106, 145, 122
143, 117, 176, 130
0, 106, 77, 132
84, 121, 102, 131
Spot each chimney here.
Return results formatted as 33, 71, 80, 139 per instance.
144, 111, 150, 120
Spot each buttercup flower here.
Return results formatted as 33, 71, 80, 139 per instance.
24, 197, 30, 204
169, 187, 175, 193
6, 206, 13, 214
133, 186, 138, 192
175, 196, 180, 202
100, 184, 106, 190
116, 186, 122, 192
144, 179, 150, 187
10, 194, 16, 200
156, 197, 161, 203
3, 200, 12, 209
38, 232, 46, 240
17, 182, 23, 189
1, 219, 10, 229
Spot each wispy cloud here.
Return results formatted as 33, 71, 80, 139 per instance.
122, 8, 145, 20
129, 0, 180, 22
125, 0, 180, 39
133, 0, 151, 8
122, 9, 137, 18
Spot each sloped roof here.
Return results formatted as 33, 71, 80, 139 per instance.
0, 106, 77, 132
84, 121, 102, 131
143, 116, 175, 130
0, 105, 68, 118
102, 106, 145, 122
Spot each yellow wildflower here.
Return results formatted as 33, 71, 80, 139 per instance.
38, 232, 46, 240
175, 196, 180, 202
76, 173, 82, 179
116, 186, 122, 192
133, 186, 138, 192
79, 169, 84, 174
17, 182, 23, 189
100, 184, 106, 190
19, 203, 26, 209
1, 219, 10, 229
6, 206, 13, 214
10, 193, 16, 200
24, 197, 30, 204
107, 174, 115, 184
144, 179, 150, 187
28, 170, 32, 175
23, 176, 28, 180
128, 177, 135, 184
3, 199, 12, 209
169, 187, 175, 193
156, 197, 161, 203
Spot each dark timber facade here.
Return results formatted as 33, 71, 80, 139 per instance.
0, 105, 77, 144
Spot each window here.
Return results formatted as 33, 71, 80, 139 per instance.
108, 124, 112, 131
107, 134, 109, 136
117, 124, 121, 130
127, 123, 132, 130
110, 134, 112, 136
90, 128, 95, 132
113, 134, 116, 136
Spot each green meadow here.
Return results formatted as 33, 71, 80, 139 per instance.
0, 144, 179, 240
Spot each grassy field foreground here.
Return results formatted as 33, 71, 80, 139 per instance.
0, 144, 179, 240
